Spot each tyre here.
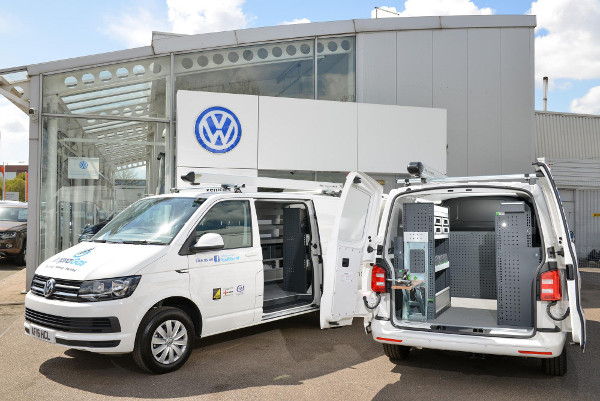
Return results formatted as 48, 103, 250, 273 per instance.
15, 243, 26, 266
541, 344, 567, 376
133, 307, 195, 374
383, 343, 411, 361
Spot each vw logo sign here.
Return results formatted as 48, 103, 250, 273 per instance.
79, 161, 88, 170
43, 278, 56, 298
195, 106, 242, 154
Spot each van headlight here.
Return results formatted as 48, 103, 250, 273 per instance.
78, 276, 141, 301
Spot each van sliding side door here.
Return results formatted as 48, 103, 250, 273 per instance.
535, 162, 586, 351
320, 172, 383, 329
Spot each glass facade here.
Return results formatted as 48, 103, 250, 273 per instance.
39, 36, 356, 261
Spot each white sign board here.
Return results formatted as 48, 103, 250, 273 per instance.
177, 90, 447, 175
177, 91, 259, 169
68, 157, 100, 179
4, 192, 19, 201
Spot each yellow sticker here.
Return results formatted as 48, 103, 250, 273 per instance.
213, 288, 221, 300
593, 213, 600, 217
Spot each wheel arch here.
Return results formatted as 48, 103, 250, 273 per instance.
153, 296, 203, 338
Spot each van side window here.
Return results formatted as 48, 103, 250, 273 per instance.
195, 200, 252, 249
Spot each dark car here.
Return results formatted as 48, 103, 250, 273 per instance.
78, 212, 115, 242
0, 201, 27, 265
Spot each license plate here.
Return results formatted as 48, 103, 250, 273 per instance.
28, 323, 56, 344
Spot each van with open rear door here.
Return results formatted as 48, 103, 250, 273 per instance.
321, 163, 586, 376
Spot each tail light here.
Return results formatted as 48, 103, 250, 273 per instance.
371, 265, 387, 293
540, 270, 561, 301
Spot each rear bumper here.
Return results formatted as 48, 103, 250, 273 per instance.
371, 320, 566, 358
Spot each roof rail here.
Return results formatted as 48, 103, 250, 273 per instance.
173, 171, 343, 196
398, 173, 538, 186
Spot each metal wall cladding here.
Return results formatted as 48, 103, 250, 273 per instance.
548, 159, 600, 189
357, 27, 535, 177
573, 189, 600, 262
536, 112, 600, 161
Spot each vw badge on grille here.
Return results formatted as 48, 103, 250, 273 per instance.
43, 278, 56, 298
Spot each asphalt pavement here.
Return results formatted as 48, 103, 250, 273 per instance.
0, 268, 599, 400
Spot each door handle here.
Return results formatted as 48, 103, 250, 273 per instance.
245, 251, 258, 257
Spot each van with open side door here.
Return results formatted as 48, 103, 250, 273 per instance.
320, 163, 586, 376
24, 174, 341, 373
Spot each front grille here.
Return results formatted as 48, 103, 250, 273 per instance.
30, 275, 83, 302
25, 308, 121, 333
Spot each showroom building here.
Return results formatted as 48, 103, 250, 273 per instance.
0, 15, 537, 283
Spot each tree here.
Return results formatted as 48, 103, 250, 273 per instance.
4, 172, 27, 202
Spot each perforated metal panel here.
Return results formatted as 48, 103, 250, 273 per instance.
495, 206, 538, 327
282, 208, 307, 292
393, 236, 404, 274
449, 232, 497, 299
409, 249, 426, 273
496, 247, 540, 326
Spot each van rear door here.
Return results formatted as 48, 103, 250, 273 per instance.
320, 172, 383, 329
535, 161, 586, 350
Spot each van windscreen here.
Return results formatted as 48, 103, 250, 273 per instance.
93, 197, 205, 245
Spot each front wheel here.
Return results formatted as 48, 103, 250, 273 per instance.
133, 307, 195, 374
541, 344, 567, 376
383, 343, 411, 361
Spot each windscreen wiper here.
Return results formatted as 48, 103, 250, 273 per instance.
121, 240, 165, 245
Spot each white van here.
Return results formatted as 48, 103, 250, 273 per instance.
24, 175, 341, 373
319, 162, 586, 376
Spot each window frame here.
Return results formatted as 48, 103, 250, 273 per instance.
192, 199, 254, 251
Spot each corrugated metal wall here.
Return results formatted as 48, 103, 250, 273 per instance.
536, 111, 600, 265
574, 190, 600, 263
536, 111, 600, 160
547, 159, 600, 188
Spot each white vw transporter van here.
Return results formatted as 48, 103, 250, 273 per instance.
320, 162, 585, 377
25, 174, 345, 373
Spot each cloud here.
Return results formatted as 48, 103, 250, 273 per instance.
167, 0, 250, 34
279, 18, 311, 26
570, 86, 600, 114
371, 0, 493, 18
102, 9, 167, 48
0, 98, 29, 163
532, 0, 600, 82
103, 0, 252, 47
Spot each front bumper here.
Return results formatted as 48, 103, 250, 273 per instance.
371, 320, 566, 358
0, 239, 20, 256
24, 292, 137, 354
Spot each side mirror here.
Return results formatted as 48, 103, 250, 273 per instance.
191, 233, 224, 252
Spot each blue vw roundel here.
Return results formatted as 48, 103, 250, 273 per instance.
79, 161, 88, 170
195, 106, 242, 154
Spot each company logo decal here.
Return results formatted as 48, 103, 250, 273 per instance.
236, 285, 245, 293
52, 248, 95, 267
73, 248, 94, 258
79, 161, 88, 170
43, 278, 56, 298
195, 254, 240, 264
195, 106, 242, 154
213, 288, 221, 300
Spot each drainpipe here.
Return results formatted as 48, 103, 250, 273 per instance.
543, 77, 548, 111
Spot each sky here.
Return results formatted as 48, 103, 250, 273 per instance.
1, 0, 599, 163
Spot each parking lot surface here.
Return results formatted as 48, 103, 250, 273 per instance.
1, 269, 599, 401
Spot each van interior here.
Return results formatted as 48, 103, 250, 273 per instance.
255, 201, 316, 315
387, 192, 543, 334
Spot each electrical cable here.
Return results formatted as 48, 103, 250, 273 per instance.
546, 301, 570, 321
363, 293, 381, 310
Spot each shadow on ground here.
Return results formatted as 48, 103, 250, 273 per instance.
38, 285, 600, 400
